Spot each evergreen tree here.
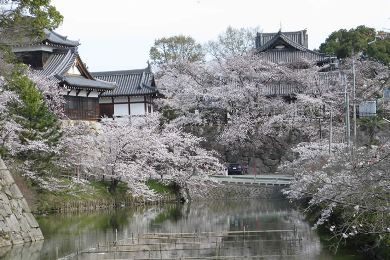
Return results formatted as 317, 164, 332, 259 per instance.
5, 65, 62, 169
8, 66, 62, 146
0, 0, 63, 43
320, 25, 390, 65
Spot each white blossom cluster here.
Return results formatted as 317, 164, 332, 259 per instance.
283, 141, 390, 247
57, 114, 224, 198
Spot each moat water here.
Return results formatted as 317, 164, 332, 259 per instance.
0, 199, 363, 259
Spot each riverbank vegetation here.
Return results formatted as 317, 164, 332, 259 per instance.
1, 0, 390, 256
282, 141, 390, 255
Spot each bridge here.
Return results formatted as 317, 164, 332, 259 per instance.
211, 174, 293, 186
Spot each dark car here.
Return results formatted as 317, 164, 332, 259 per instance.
227, 163, 244, 175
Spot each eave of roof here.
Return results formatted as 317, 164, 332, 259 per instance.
57, 75, 116, 91
91, 69, 149, 76
43, 29, 80, 47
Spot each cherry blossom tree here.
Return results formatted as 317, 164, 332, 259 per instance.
27, 70, 66, 118
96, 115, 223, 199
55, 114, 223, 199
155, 53, 343, 162
155, 48, 390, 243
279, 57, 390, 250
340, 57, 389, 103
56, 121, 101, 180
281, 140, 390, 251
0, 76, 22, 156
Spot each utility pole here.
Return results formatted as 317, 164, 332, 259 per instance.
352, 49, 357, 151
329, 103, 333, 154
344, 74, 351, 149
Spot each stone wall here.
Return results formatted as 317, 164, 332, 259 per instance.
0, 159, 43, 248
188, 123, 306, 174
189, 182, 285, 201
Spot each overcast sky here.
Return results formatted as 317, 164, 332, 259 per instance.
51, 0, 389, 72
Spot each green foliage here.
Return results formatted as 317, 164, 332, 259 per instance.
151, 206, 182, 225
161, 106, 180, 122
319, 25, 390, 65
367, 39, 390, 65
0, 0, 63, 41
146, 179, 175, 194
37, 179, 131, 212
320, 26, 376, 58
149, 35, 204, 65
7, 66, 62, 147
0, 0, 63, 163
358, 116, 385, 145
36, 208, 135, 240
1, 65, 62, 177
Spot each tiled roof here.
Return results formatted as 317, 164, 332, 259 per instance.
91, 69, 158, 96
12, 30, 116, 92
56, 75, 116, 90
34, 49, 77, 77
257, 31, 312, 53
256, 30, 308, 48
32, 49, 116, 91
43, 29, 79, 47
256, 31, 336, 64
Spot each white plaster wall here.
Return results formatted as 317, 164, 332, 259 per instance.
114, 103, 129, 116
130, 103, 145, 115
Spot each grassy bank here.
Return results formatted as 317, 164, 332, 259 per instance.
13, 174, 177, 214
37, 179, 132, 213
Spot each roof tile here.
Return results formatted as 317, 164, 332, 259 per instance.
91, 69, 158, 96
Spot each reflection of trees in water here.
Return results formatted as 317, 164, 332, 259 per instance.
222, 210, 321, 258
3, 208, 140, 260
151, 205, 183, 225
113, 199, 324, 259
2, 199, 328, 259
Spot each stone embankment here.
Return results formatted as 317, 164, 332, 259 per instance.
0, 158, 43, 248
189, 182, 284, 201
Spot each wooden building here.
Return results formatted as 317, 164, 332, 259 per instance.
91, 66, 159, 118
255, 30, 338, 97
256, 30, 337, 67
12, 30, 116, 120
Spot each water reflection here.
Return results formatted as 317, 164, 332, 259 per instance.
0, 241, 43, 260
0, 199, 361, 259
